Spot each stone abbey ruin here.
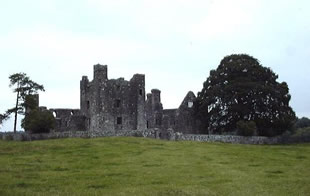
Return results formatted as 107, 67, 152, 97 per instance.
3, 56, 306, 144
48, 64, 200, 135
4, 63, 306, 144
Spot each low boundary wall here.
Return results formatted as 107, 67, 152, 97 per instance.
0, 130, 309, 144
0, 130, 153, 141
175, 134, 280, 144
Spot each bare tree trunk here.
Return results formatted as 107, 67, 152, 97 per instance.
13, 84, 19, 133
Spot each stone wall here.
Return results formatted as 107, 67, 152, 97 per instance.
176, 134, 280, 144
2, 130, 309, 144
173, 132, 310, 144
50, 109, 86, 132
0, 130, 156, 141
145, 89, 163, 129
173, 91, 200, 134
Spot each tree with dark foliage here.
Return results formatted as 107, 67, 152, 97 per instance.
295, 117, 310, 129
236, 120, 257, 136
0, 113, 9, 127
21, 95, 55, 133
195, 54, 296, 136
21, 109, 55, 133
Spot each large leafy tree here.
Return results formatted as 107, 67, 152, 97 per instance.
21, 95, 55, 133
6, 73, 45, 133
195, 54, 296, 136
21, 108, 55, 133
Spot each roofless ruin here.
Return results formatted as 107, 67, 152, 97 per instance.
46, 64, 200, 135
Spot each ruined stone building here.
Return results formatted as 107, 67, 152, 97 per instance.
50, 64, 200, 134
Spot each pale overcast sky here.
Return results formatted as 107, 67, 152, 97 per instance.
1, 0, 309, 131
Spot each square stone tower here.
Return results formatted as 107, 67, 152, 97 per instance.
80, 64, 146, 133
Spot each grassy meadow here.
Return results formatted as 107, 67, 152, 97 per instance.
0, 137, 309, 196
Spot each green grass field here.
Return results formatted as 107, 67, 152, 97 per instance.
0, 137, 309, 196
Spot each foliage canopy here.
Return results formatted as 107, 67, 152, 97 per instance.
0, 114, 9, 127
21, 109, 55, 133
195, 54, 296, 136
236, 120, 257, 136
295, 117, 310, 129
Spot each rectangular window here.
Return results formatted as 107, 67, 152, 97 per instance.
139, 89, 143, 96
117, 117, 122, 125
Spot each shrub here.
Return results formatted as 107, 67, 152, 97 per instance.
236, 120, 257, 136
294, 117, 310, 129
293, 127, 310, 137
22, 109, 55, 133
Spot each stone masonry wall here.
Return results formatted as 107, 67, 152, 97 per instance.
2, 130, 308, 144
79, 64, 146, 133
176, 134, 280, 144
0, 130, 155, 141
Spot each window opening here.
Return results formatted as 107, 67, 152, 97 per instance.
117, 117, 122, 125
87, 101, 90, 109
